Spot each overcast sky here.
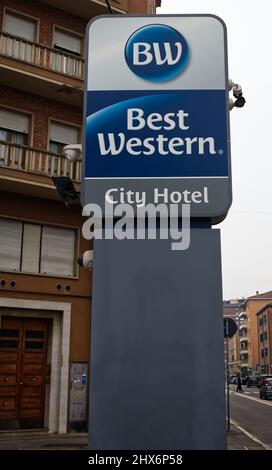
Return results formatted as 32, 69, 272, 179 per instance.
158, 0, 272, 300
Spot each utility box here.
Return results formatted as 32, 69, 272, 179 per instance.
69, 362, 88, 431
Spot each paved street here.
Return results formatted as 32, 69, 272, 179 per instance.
0, 423, 264, 450
229, 384, 272, 449
0, 384, 268, 451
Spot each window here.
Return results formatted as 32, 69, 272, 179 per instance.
52, 28, 82, 76
4, 11, 37, 42
40, 225, 76, 276
49, 121, 79, 154
261, 348, 268, 358
54, 29, 82, 55
3, 11, 37, 62
0, 219, 22, 271
260, 332, 268, 342
0, 218, 77, 277
49, 121, 80, 177
259, 316, 267, 327
0, 108, 30, 168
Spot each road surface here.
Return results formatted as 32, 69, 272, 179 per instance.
229, 384, 272, 449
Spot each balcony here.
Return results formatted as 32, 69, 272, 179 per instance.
0, 31, 84, 79
38, 0, 128, 17
0, 140, 81, 199
240, 336, 248, 342
238, 311, 247, 318
240, 351, 248, 359
0, 32, 84, 106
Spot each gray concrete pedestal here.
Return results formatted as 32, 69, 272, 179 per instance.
88, 228, 226, 450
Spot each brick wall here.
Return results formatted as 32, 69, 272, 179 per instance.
0, 0, 87, 47
0, 85, 83, 148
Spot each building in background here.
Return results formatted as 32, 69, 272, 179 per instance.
238, 309, 249, 376
0, 0, 159, 433
256, 304, 272, 374
237, 291, 272, 375
223, 299, 243, 375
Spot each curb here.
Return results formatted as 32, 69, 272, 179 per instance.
230, 419, 269, 450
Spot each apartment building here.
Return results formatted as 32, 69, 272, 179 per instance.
223, 299, 243, 375
256, 304, 272, 374
0, 0, 159, 433
238, 291, 272, 374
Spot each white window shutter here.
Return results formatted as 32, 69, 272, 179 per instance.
0, 218, 22, 271
50, 121, 79, 144
21, 224, 41, 273
4, 13, 36, 42
54, 30, 82, 54
40, 226, 76, 276
0, 109, 30, 133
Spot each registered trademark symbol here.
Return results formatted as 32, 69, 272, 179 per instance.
218, 149, 224, 155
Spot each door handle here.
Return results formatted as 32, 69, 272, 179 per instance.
20, 382, 23, 385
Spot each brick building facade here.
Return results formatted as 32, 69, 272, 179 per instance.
0, 0, 158, 433
256, 304, 272, 374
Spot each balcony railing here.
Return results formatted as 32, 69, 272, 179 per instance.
0, 140, 81, 182
240, 336, 248, 342
240, 351, 248, 357
0, 32, 84, 80
238, 311, 247, 318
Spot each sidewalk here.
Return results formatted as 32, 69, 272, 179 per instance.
0, 425, 265, 450
228, 423, 264, 450
0, 430, 88, 450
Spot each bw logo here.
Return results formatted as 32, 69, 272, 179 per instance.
132, 42, 183, 66
125, 24, 189, 82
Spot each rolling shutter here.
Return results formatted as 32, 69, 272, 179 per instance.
50, 121, 79, 145
0, 109, 30, 133
4, 12, 36, 42
21, 223, 41, 273
54, 30, 81, 55
40, 226, 76, 276
0, 218, 22, 271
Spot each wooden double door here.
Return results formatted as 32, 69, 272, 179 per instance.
0, 317, 48, 429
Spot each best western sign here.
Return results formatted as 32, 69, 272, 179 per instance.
82, 15, 232, 221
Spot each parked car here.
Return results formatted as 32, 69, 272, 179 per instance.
257, 374, 272, 388
259, 378, 272, 399
246, 375, 259, 387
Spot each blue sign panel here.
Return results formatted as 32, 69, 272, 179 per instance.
83, 15, 231, 221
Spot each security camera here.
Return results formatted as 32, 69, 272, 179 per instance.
234, 96, 246, 108
229, 80, 246, 111
77, 250, 93, 270
63, 144, 82, 163
233, 84, 243, 99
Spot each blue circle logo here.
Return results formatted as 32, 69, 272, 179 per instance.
125, 24, 189, 83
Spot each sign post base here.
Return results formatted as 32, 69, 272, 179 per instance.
88, 228, 226, 450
